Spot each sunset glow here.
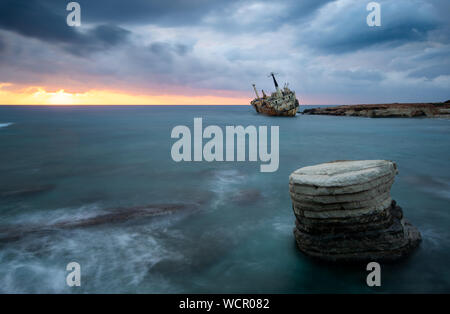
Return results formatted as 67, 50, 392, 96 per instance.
0, 84, 250, 105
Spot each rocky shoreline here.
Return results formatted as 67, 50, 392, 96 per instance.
302, 101, 450, 118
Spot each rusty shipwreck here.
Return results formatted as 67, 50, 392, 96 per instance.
251, 73, 299, 117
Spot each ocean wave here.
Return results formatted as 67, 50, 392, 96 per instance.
272, 221, 292, 234
0, 226, 178, 293
420, 226, 449, 248
404, 174, 450, 200
5, 203, 104, 226
0, 122, 13, 129
208, 169, 247, 209
0, 201, 198, 292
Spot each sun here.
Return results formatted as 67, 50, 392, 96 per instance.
46, 90, 76, 105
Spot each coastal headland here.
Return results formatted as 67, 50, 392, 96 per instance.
302, 101, 450, 118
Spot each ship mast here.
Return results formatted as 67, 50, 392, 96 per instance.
270, 72, 282, 96
270, 73, 279, 89
252, 84, 261, 100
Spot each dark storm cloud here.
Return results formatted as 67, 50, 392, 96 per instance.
0, 0, 131, 56
283, 0, 336, 21
200, 0, 336, 33
66, 24, 131, 56
299, 0, 442, 54
408, 65, 450, 80
0, 0, 448, 103
0, 0, 336, 42
5, 0, 441, 57
91, 25, 130, 46
149, 42, 191, 57
319, 23, 435, 54
0, 0, 74, 43
0, 0, 446, 55
76, 0, 237, 25
0, 0, 242, 29
66, 0, 335, 27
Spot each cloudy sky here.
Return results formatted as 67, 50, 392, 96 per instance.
0, 0, 449, 104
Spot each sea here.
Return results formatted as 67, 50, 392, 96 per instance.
0, 105, 449, 293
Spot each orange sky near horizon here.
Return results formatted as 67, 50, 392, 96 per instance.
0, 84, 251, 105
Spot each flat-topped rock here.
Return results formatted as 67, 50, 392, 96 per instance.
289, 160, 421, 262
290, 160, 397, 189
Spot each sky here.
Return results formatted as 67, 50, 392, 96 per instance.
0, 0, 449, 105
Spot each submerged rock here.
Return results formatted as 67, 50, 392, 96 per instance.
0, 203, 197, 244
230, 189, 262, 205
289, 160, 421, 262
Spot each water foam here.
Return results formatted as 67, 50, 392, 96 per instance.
209, 169, 246, 209
0, 205, 187, 293
0, 122, 13, 129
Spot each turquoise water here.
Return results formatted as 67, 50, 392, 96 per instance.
0, 105, 449, 293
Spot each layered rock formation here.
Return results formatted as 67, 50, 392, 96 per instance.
302, 102, 450, 118
289, 160, 421, 262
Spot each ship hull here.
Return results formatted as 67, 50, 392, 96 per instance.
252, 103, 298, 116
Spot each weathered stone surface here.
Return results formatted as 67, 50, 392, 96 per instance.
294, 196, 393, 219
290, 160, 397, 188
290, 160, 421, 262
290, 171, 395, 196
290, 178, 394, 204
293, 191, 391, 211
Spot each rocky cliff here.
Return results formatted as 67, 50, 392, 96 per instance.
289, 160, 421, 262
302, 102, 450, 118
